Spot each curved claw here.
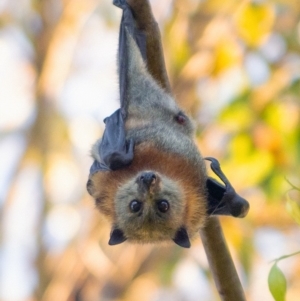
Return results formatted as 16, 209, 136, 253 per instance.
205, 157, 250, 218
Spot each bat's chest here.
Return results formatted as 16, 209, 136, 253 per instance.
127, 143, 207, 187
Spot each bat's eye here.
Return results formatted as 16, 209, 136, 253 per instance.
157, 200, 169, 213
130, 200, 142, 213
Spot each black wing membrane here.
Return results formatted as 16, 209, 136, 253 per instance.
89, 109, 134, 174
90, 0, 146, 173
205, 157, 250, 217
114, 0, 147, 115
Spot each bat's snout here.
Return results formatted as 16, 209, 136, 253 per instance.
137, 171, 159, 194
139, 172, 156, 187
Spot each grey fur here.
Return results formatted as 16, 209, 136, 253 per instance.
91, 139, 101, 163
124, 33, 205, 175
90, 32, 207, 245
91, 33, 204, 171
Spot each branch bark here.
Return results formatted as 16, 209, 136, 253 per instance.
200, 217, 246, 301
126, 1, 247, 300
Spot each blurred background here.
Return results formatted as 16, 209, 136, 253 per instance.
0, 0, 299, 300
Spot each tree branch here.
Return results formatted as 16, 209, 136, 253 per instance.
200, 217, 246, 301
126, 0, 172, 93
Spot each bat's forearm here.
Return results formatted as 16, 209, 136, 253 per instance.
126, 0, 156, 29
126, 0, 172, 93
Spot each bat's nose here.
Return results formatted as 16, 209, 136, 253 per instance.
139, 172, 157, 189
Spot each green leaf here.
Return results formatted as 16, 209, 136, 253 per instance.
286, 193, 300, 226
268, 263, 287, 301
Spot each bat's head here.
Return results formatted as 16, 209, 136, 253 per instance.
112, 170, 191, 246
87, 145, 208, 248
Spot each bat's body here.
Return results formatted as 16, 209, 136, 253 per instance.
89, 36, 207, 246
87, 0, 249, 248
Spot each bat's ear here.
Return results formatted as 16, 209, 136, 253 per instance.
108, 228, 127, 245
173, 227, 191, 248
205, 157, 249, 218
86, 179, 94, 196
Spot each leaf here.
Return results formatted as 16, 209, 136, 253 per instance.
286, 193, 300, 226
212, 37, 242, 74
268, 263, 287, 301
235, 2, 275, 46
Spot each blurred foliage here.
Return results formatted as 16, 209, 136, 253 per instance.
0, 0, 300, 301
268, 182, 300, 301
268, 250, 300, 301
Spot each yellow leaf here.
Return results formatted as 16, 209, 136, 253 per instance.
235, 3, 275, 46
224, 138, 274, 186
212, 38, 242, 74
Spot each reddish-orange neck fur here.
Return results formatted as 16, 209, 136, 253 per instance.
91, 143, 207, 231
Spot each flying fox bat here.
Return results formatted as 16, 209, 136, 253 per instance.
87, 0, 249, 248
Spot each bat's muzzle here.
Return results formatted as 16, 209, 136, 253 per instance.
139, 172, 156, 188
138, 171, 158, 193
